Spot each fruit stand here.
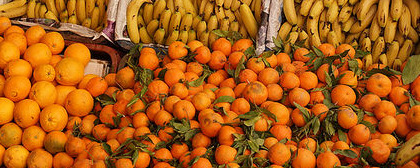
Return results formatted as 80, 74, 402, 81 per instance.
0, 0, 418, 167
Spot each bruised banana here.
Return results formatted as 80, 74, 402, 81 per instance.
178, 29, 189, 43
350, 5, 377, 33
168, 10, 181, 35
45, 11, 59, 21
371, 37, 385, 63
397, 39, 413, 62
300, 0, 316, 16
390, 0, 403, 21
159, 9, 171, 33
326, 0, 339, 23
199, 30, 209, 46
398, 5, 411, 36
90, 7, 100, 29
0, 4, 27, 18
386, 41, 399, 67
384, 16, 398, 43
338, 5, 353, 23
143, 3, 154, 25
35, 2, 42, 18
67, 0, 76, 15
308, 0, 324, 19
180, 13, 193, 31
395, 133, 420, 166
393, 59, 402, 70
86, 0, 95, 16
403, 0, 420, 28
357, 0, 379, 21
187, 29, 196, 43
360, 37, 372, 52
369, 14, 381, 41
363, 54, 373, 70
377, 0, 390, 27
378, 53, 388, 66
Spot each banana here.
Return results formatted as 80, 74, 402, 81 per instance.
45, 0, 59, 17
254, 0, 262, 24
307, 15, 321, 47
239, 4, 258, 39
45, 11, 59, 21
67, 0, 76, 15
224, 0, 232, 9
180, 13, 193, 31
167, 0, 175, 13
300, 0, 316, 16
398, 5, 411, 36
178, 29, 189, 43
76, 0, 86, 23
394, 31, 405, 46
35, 2, 41, 18
297, 13, 306, 28
208, 31, 218, 47
90, 7, 100, 29
0, 4, 27, 18
199, 0, 208, 14
392, 59, 402, 70
207, 14, 218, 32
27, 0, 37, 18
203, 1, 214, 21
378, 53, 387, 65
168, 10, 182, 34
146, 19, 159, 36
352, 2, 359, 15
215, 6, 225, 22
408, 26, 419, 43
137, 15, 146, 27
81, 17, 92, 28
126, 0, 150, 44
342, 17, 356, 32
143, 3, 154, 25
384, 16, 398, 43
199, 30, 209, 46
360, 37, 372, 52
319, 9, 327, 22
326, 0, 339, 23
278, 21, 293, 41
68, 14, 78, 24
298, 29, 310, 48
345, 32, 361, 44
96, 0, 105, 22
377, 0, 390, 27
224, 9, 235, 22
216, 0, 224, 7
239, 23, 248, 38
241, 0, 252, 6
369, 15, 381, 41
192, 14, 202, 29
403, 0, 420, 28
153, 28, 166, 44
234, 10, 242, 24
220, 17, 230, 31
350, 5, 377, 33
284, 31, 299, 53
0, 0, 26, 12
188, 29, 196, 43
397, 39, 413, 62
371, 36, 385, 63
174, 0, 186, 16
196, 20, 207, 37
390, 0, 403, 21
338, 0, 348, 6
284, 0, 298, 25
349, 0, 358, 5
153, 0, 166, 19
363, 54, 373, 70
183, 0, 197, 16
230, 0, 240, 11
139, 26, 153, 43
309, 0, 324, 19
60, 10, 69, 22
319, 22, 331, 42
324, 0, 333, 7
331, 19, 343, 43
338, 5, 353, 23
229, 20, 239, 31
85, 0, 95, 16
159, 9, 172, 32
386, 41, 399, 66
357, 0, 379, 21
250, 0, 255, 11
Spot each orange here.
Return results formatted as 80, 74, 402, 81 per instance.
292, 148, 316, 168
115, 66, 135, 89
39, 104, 68, 132
4, 26, 24, 37
55, 85, 76, 106
86, 77, 108, 97
40, 32, 65, 54
212, 37, 231, 56
55, 57, 85, 86
173, 100, 196, 120
231, 39, 252, 52
186, 62, 203, 75
242, 81, 268, 105
29, 81, 57, 108
92, 124, 111, 141
268, 143, 291, 166
170, 142, 188, 159
3, 145, 29, 168
163, 95, 181, 113
191, 157, 212, 168
262, 53, 278, 68
339, 70, 358, 87
104, 73, 117, 87
146, 80, 169, 101
227, 52, 245, 69
231, 98, 250, 115
64, 89, 94, 117
153, 110, 173, 126
246, 57, 265, 73
25, 25, 46, 46
0, 97, 14, 125
276, 52, 291, 65
65, 136, 86, 157
279, 72, 300, 89
316, 151, 341, 168
187, 40, 204, 52
215, 145, 237, 164
319, 141, 334, 152
395, 114, 412, 137
88, 143, 109, 161
64, 43, 91, 66
348, 124, 370, 145
238, 69, 257, 83
115, 158, 133, 168
298, 137, 317, 153
335, 44, 355, 58
0, 75, 5, 96
164, 68, 185, 87
33, 64, 56, 82
48, 54, 62, 67
359, 94, 381, 112
267, 83, 283, 101
3, 75, 31, 102
289, 87, 310, 107
316, 64, 338, 83
258, 68, 280, 85
367, 73, 392, 97
293, 48, 311, 62
78, 74, 99, 89
318, 43, 336, 56
191, 92, 211, 111
208, 51, 227, 70
267, 102, 290, 125
378, 116, 397, 134
168, 41, 188, 59
264, 137, 279, 149
53, 152, 74, 168
0, 41, 20, 68
4, 32, 27, 55
43, 131, 67, 154
291, 107, 311, 127
0, 17, 11, 35
337, 106, 358, 129
407, 105, 420, 130
373, 100, 397, 120
0, 123, 22, 148
152, 148, 173, 164
194, 46, 211, 64
23, 43, 52, 68
299, 71, 318, 90
138, 49, 159, 70
389, 87, 409, 106
134, 151, 151, 168
331, 85, 356, 106
378, 134, 398, 150
26, 149, 53, 168
22, 126, 46, 151
218, 125, 236, 146
311, 104, 329, 121
310, 90, 325, 105
365, 139, 391, 164
199, 112, 224, 137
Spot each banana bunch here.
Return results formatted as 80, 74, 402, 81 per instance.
126, 0, 262, 46
25, 0, 107, 32
279, 0, 420, 69
0, 0, 28, 18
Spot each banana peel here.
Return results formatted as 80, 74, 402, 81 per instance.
395, 133, 420, 165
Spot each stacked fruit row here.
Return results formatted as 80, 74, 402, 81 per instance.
278, 0, 420, 69
126, 0, 262, 46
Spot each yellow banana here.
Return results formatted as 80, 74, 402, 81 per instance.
187, 29, 196, 43
85, 0, 95, 17
174, 0, 186, 16
403, 0, 420, 28
0, 4, 27, 18
397, 39, 413, 62
350, 5, 377, 33
392, 59, 402, 70
215, 6, 225, 22
349, 0, 359, 4
216, 0, 224, 7
229, 20, 239, 31
384, 16, 398, 43
126, 0, 150, 44
308, 0, 324, 19
68, 14, 79, 24
192, 14, 202, 29
139, 26, 153, 43
166, 27, 179, 45
398, 5, 411, 36
327, 31, 340, 47
307, 15, 321, 47
338, 0, 348, 6
357, 0, 379, 21
378, 53, 387, 66
60, 10, 69, 22
298, 29, 310, 48
377, 0, 390, 27
196, 20, 207, 37
345, 32, 361, 44
168, 10, 182, 34
143, 3, 154, 25
284, 31, 299, 53
278, 21, 293, 41
35, 2, 41, 18
408, 26, 419, 43
76, 0, 86, 23
324, 0, 333, 7
180, 13, 193, 31
331, 19, 343, 43
208, 31, 218, 47
0, 0, 26, 12
153, 28, 166, 44
319, 21, 330, 42
137, 15, 145, 27
241, 0, 252, 6
45, 11, 59, 21
284, 0, 298, 25
342, 17, 356, 32
300, 0, 316, 16
239, 4, 258, 39
338, 5, 353, 23
183, 0, 197, 16
159, 9, 171, 32
234, 10, 242, 24
45, 0, 59, 17
153, 0, 166, 19
297, 12, 306, 28
56, 0, 66, 13
326, 0, 339, 23
98, 0, 105, 25
239, 23, 248, 38
146, 19, 159, 36
203, 1, 214, 21
167, 0, 175, 13
254, 0, 262, 24
224, 9, 235, 22
199, 30, 209, 46
395, 31, 405, 46
90, 7, 100, 29
224, 0, 232, 9
363, 54, 373, 70
82, 17, 92, 28
372, 36, 385, 63
319, 9, 327, 22
230, 0, 240, 11
360, 37, 372, 52
386, 41, 399, 66
27, 0, 37, 18
369, 15, 381, 41
67, 0, 76, 15
207, 14, 218, 32
220, 17, 230, 31
199, 0, 208, 14
390, 0, 403, 21
178, 29, 189, 43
